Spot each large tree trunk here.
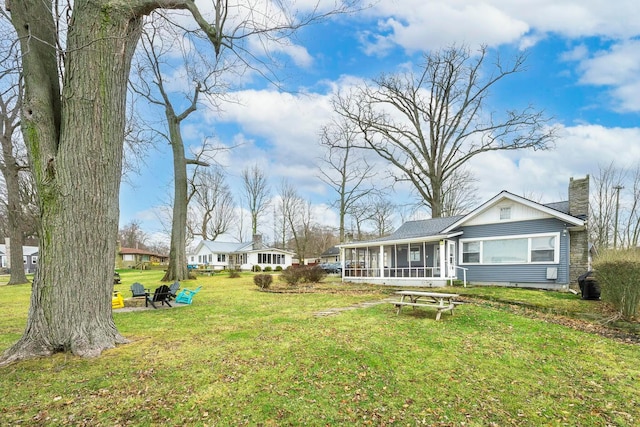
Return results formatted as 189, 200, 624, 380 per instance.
162, 116, 190, 282
2, 1, 142, 365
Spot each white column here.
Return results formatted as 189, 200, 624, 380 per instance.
439, 240, 446, 278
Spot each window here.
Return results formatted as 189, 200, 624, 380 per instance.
531, 236, 555, 262
462, 241, 480, 263
500, 207, 511, 220
483, 238, 527, 263
409, 247, 421, 262
258, 253, 285, 264
32, 256, 38, 264
217, 254, 226, 262
461, 233, 558, 265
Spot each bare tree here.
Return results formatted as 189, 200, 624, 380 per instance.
620, 166, 640, 249
241, 164, 270, 236
319, 118, 377, 242
3, 0, 351, 366
369, 196, 395, 237
346, 200, 372, 241
188, 167, 235, 241
440, 168, 479, 217
279, 180, 313, 263
0, 27, 33, 284
119, 220, 148, 249
130, 21, 226, 282
333, 45, 557, 218
589, 163, 624, 251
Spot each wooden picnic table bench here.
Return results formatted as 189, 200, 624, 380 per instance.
390, 290, 461, 320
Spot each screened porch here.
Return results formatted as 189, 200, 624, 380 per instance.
340, 239, 465, 287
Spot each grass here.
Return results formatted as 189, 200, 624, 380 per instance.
1, 271, 639, 426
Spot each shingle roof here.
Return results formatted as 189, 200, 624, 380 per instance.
544, 200, 569, 215
389, 216, 465, 239
321, 246, 340, 257
348, 215, 465, 245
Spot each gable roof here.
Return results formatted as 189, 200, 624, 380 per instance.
339, 190, 586, 248
441, 191, 584, 232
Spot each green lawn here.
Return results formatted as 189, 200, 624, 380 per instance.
1, 271, 639, 426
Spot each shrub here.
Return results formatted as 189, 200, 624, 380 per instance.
275, 265, 283, 272
228, 268, 241, 278
593, 249, 640, 319
280, 267, 302, 286
264, 266, 273, 272
252, 265, 262, 272
253, 274, 273, 290
301, 265, 327, 283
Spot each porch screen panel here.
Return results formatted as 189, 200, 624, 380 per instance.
482, 238, 527, 264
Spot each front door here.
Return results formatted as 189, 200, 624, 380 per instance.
433, 245, 440, 277
447, 241, 456, 277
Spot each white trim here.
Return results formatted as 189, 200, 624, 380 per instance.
459, 232, 560, 265
443, 191, 584, 232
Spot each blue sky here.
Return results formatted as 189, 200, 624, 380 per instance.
120, 0, 640, 246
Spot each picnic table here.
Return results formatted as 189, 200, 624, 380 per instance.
390, 290, 460, 320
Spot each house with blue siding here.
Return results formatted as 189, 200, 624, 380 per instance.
338, 177, 590, 290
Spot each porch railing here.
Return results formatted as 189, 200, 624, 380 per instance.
344, 266, 441, 279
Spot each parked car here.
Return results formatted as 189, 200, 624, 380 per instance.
113, 271, 121, 284
320, 262, 342, 274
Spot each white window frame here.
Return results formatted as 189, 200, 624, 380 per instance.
459, 232, 560, 265
499, 206, 512, 220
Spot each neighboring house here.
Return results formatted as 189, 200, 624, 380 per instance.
188, 235, 295, 271
116, 247, 169, 269
338, 177, 590, 290
320, 246, 340, 263
0, 243, 40, 274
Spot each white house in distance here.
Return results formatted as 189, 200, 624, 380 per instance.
188, 235, 295, 271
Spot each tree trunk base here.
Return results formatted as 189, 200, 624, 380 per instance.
0, 332, 129, 367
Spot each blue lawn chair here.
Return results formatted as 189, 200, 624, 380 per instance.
175, 286, 202, 305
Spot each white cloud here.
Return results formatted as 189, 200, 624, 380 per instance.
362, 0, 640, 52
572, 40, 640, 112
468, 124, 640, 204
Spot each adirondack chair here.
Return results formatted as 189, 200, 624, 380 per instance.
112, 290, 125, 309
149, 285, 172, 309
168, 281, 180, 300
130, 282, 153, 307
175, 286, 202, 305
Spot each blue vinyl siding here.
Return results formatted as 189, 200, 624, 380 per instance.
456, 218, 570, 284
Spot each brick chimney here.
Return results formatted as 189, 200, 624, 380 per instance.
568, 176, 589, 286
568, 175, 589, 219
252, 234, 263, 250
